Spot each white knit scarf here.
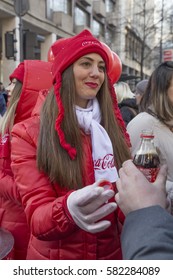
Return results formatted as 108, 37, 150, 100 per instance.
75, 98, 118, 183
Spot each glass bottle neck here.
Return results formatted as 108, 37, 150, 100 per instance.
137, 137, 157, 155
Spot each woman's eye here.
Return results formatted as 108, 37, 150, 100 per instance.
99, 66, 105, 72
82, 62, 90, 67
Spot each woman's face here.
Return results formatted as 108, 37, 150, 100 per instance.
73, 53, 105, 108
135, 93, 142, 105
6, 78, 17, 102
167, 77, 173, 105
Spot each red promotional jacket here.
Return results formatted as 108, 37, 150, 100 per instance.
0, 60, 52, 259
11, 92, 127, 260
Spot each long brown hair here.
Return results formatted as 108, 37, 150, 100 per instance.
37, 66, 131, 189
140, 61, 173, 122
0, 81, 22, 136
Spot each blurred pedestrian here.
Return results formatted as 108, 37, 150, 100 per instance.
114, 82, 138, 126
0, 82, 7, 116
0, 60, 52, 259
135, 79, 148, 107
127, 61, 173, 212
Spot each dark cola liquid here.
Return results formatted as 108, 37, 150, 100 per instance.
133, 153, 160, 182
133, 153, 160, 168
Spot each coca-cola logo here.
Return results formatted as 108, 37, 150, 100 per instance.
82, 41, 101, 47
94, 154, 115, 170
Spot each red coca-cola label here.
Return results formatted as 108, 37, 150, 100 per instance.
138, 166, 160, 182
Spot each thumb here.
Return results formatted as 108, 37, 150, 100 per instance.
153, 164, 167, 190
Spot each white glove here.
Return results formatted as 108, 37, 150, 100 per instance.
67, 180, 117, 233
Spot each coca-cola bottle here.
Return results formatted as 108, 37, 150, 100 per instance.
133, 130, 160, 182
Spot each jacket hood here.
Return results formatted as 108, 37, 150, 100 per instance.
14, 60, 52, 124
31, 89, 49, 117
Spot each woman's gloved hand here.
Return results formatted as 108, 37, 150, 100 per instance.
67, 180, 117, 233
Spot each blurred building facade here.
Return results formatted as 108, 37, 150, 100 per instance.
0, 0, 157, 86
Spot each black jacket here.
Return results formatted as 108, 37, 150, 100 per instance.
118, 98, 138, 126
121, 206, 173, 260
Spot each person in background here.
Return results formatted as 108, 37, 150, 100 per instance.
115, 160, 173, 260
127, 61, 173, 210
11, 29, 131, 260
114, 82, 138, 126
135, 79, 148, 108
0, 60, 52, 259
0, 82, 7, 116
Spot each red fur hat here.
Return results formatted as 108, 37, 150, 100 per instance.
9, 62, 25, 83
51, 29, 130, 160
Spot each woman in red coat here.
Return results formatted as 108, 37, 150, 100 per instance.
0, 60, 52, 259
11, 30, 131, 260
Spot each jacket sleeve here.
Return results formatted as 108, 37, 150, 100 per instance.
0, 170, 21, 204
11, 121, 78, 241
121, 206, 173, 260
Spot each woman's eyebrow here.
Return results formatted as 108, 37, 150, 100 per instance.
81, 56, 105, 64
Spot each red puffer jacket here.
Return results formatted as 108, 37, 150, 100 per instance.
0, 60, 52, 259
11, 95, 123, 259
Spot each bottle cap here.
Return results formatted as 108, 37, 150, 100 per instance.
140, 129, 154, 138
98, 180, 113, 190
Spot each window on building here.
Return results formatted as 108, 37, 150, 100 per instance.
105, 0, 116, 13
46, 0, 72, 19
50, 0, 68, 13
125, 33, 130, 59
74, 7, 89, 26
92, 20, 104, 38
105, 28, 114, 46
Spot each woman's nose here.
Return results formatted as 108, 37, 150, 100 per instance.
6, 84, 12, 92
90, 65, 99, 77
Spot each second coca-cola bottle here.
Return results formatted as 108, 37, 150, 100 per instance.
133, 130, 160, 182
